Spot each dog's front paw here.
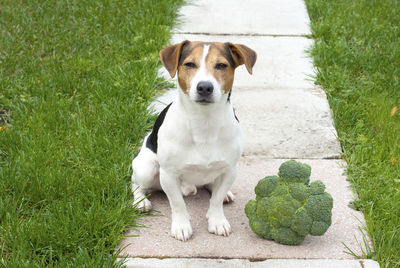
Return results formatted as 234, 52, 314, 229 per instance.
207, 215, 231, 237
171, 214, 193, 241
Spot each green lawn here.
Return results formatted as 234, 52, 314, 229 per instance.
305, 0, 400, 267
0, 0, 182, 266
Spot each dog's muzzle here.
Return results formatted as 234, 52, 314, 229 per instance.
196, 81, 214, 104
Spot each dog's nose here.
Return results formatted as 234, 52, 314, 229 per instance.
197, 81, 214, 97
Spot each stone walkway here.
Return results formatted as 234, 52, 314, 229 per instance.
119, 0, 379, 267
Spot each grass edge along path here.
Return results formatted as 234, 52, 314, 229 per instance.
0, 0, 183, 267
305, 0, 400, 267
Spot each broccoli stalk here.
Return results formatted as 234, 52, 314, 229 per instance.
245, 160, 333, 245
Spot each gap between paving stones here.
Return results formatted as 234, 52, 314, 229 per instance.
174, 31, 312, 38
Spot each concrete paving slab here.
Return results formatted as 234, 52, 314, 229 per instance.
161, 34, 315, 90
175, 0, 311, 36
121, 258, 379, 268
119, 158, 370, 260
148, 88, 341, 159
231, 88, 341, 158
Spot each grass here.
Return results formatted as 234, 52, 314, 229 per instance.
0, 0, 183, 266
305, 0, 400, 267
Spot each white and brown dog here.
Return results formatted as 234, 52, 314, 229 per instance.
131, 40, 256, 241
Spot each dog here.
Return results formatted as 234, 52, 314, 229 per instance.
131, 40, 256, 241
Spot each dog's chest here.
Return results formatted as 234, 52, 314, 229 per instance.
157, 111, 242, 183
163, 123, 239, 164
169, 138, 238, 185
180, 160, 228, 185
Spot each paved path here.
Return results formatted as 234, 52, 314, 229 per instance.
120, 0, 379, 267
121, 258, 379, 268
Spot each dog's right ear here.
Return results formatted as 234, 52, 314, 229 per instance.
160, 40, 190, 78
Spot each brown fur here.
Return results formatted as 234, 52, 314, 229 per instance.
177, 43, 204, 94
205, 44, 235, 94
159, 40, 190, 78
160, 41, 257, 95
226, 43, 257, 74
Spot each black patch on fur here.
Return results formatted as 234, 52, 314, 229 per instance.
208, 44, 236, 68
227, 90, 239, 122
233, 107, 239, 122
227, 90, 232, 102
178, 45, 192, 66
223, 44, 236, 68
178, 43, 202, 66
146, 103, 172, 153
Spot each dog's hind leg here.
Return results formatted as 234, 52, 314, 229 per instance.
131, 183, 152, 211
131, 144, 161, 212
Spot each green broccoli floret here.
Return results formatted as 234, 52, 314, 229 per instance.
245, 160, 333, 245
278, 160, 311, 184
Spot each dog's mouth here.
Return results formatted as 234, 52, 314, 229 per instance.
196, 98, 213, 105
195, 98, 213, 105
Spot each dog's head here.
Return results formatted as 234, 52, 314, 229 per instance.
160, 41, 256, 105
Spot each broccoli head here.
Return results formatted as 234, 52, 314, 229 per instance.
245, 160, 333, 245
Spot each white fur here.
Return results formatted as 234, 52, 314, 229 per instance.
131, 44, 242, 241
188, 45, 222, 103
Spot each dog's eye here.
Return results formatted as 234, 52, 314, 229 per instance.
215, 63, 228, 70
184, 62, 197, 69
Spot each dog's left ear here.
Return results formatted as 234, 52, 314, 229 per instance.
160, 40, 190, 78
226, 43, 257, 74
